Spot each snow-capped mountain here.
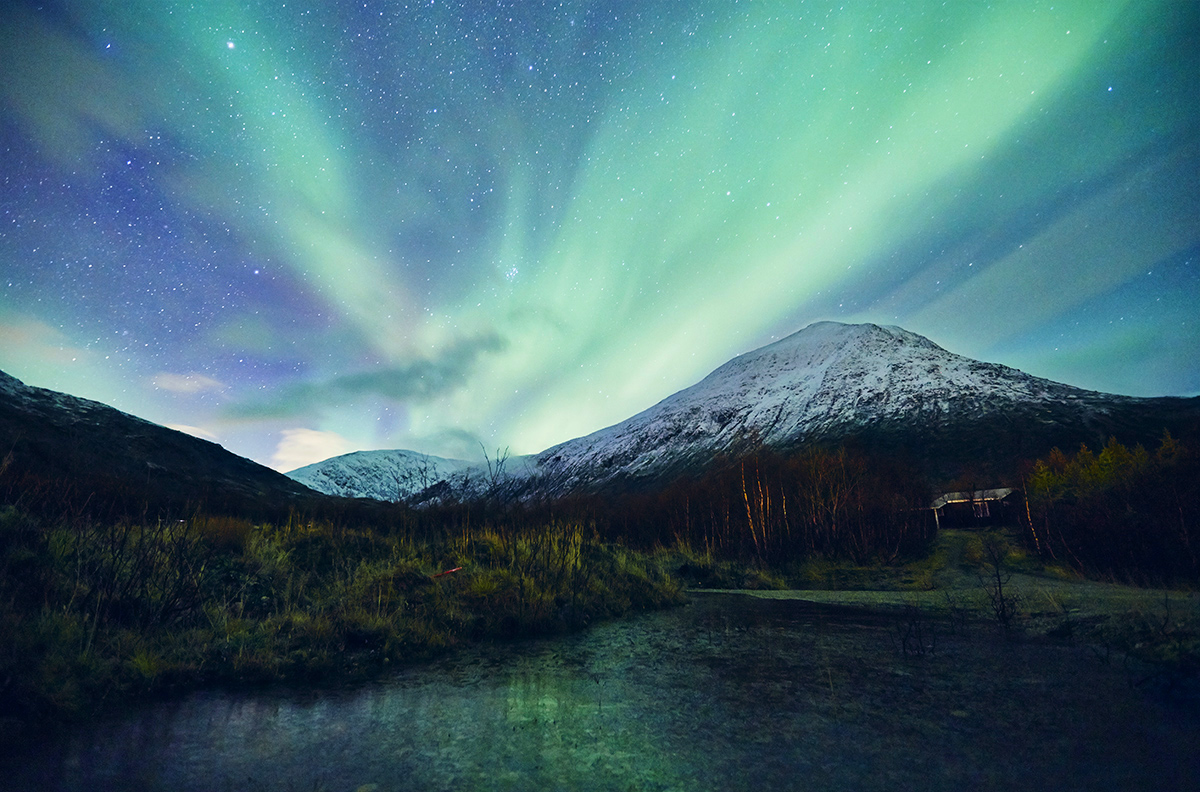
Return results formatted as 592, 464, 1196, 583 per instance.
457, 322, 1198, 498
525, 322, 1116, 490
288, 322, 1200, 502
287, 449, 472, 502
5, 321, 1193, 510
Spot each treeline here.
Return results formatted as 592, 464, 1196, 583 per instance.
594, 446, 936, 568
1026, 433, 1199, 584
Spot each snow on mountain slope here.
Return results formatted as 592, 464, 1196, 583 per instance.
290, 322, 1195, 502
287, 449, 473, 501
521, 321, 1136, 494
0, 368, 161, 427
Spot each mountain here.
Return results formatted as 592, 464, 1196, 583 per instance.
10, 321, 1191, 515
522, 322, 1197, 490
287, 449, 472, 502
0, 369, 325, 520
415, 322, 1199, 500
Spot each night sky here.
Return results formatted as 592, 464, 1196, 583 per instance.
2, 1, 1198, 471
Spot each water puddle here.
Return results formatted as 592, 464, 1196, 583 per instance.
6, 593, 1197, 791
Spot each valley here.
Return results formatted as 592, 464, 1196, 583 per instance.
5, 567, 1198, 792
1, 322, 1197, 789
5, 0, 1196, 785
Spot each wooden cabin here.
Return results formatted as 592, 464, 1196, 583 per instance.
930, 488, 1018, 529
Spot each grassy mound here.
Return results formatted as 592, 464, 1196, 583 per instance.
0, 508, 684, 748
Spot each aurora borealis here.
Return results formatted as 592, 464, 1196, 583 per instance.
1, 1, 1197, 471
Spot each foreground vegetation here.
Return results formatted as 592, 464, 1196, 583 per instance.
0, 445, 937, 747
0, 507, 683, 745
2, 435, 1197, 751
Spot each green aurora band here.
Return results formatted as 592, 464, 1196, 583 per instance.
0, 0, 1196, 467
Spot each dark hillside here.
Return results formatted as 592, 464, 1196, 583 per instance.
0, 370, 328, 522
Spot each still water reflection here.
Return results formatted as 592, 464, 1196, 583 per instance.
7, 593, 1198, 792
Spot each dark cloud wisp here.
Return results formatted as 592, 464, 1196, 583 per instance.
228, 331, 506, 419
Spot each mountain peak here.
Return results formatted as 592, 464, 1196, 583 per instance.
522, 321, 1163, 495
736, 321, 942, 367
285, 323, 1200, 501
674, 321, 960, 419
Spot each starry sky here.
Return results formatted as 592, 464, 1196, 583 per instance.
1, 0, 1198, 472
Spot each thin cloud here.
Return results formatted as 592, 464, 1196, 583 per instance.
168, 424, 219, 441
272, 428, 353, 472
0, 316, 84, 366
152, 372, 226, 394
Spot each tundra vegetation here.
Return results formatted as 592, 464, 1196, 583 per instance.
1, 435, 1197, 748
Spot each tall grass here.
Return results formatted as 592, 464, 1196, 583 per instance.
0, 506, 682, 745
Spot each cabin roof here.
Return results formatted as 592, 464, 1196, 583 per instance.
930, 487, 1014, 510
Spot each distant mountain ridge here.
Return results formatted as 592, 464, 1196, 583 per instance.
292, 322, 1200, 501
3, 322, 1196, 514
287, 449, 472, 502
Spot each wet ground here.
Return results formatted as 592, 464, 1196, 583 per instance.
6, 590, 1198, 791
